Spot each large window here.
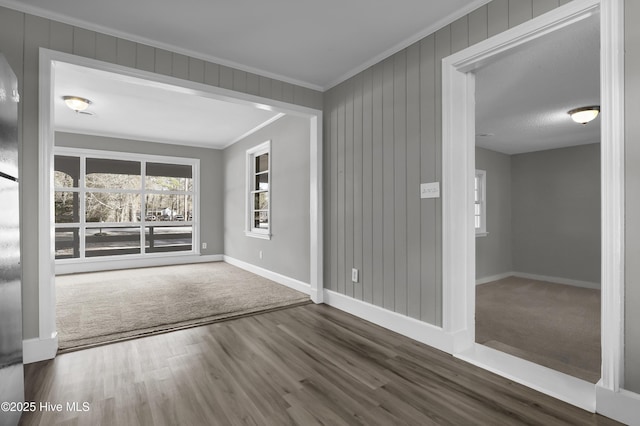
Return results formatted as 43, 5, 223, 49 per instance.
54, 148, 198, 260
475, 169, 487, 236
245, 141, 271, 239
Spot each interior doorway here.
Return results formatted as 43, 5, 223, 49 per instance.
441, 0, 624, 411
472, 13, 601, 383
37, 48, 324, 359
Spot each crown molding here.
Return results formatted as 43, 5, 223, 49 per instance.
0, 0, 324, 92
322, 0, 492, 91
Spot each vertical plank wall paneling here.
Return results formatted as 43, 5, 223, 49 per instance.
0, 4, 322, 340
322, 0, 566, 326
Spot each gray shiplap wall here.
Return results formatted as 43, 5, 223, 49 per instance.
0, 5, 322, 340
323, 0, 564, 326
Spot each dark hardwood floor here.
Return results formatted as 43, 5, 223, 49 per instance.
20, 304, 620, 425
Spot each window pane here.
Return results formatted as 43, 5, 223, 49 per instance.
254, 192, 268, 210
86, 158, 141, 189
54, 156, 80, 188
55, 191, 79, 223
86, 193, 141, 223
255, 173, 269, 191
255, 153, 269, 173
55, 228, 80, 259
145, 194, 192, 221
146, 225, 192, 253
146, 162, 192, 191
85, 227, 141, 257
253, 212, 269, 229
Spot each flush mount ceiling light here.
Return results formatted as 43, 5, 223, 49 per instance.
568, 106, 600, 124
63, 96, 92, 112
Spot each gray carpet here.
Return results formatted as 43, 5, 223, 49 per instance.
476, 276, 601, 383
56, 262, 310, 351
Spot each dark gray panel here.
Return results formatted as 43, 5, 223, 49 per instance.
393, 50, 408, 315
488, 0, 509, 37
533, 0, 560, 18
469, 5, 489, 46
451, 16, 470, 54
382, 57, 395, 311
406, 43, 421, 320
95, 34, 117, 64
361, 67, 373, 304
419, 34, 437, 324
371, 62, 384, 307
73, 27, 96, 59
508, 0, 533, 28
337, 84, 346, 295
172, 53, 189, 80
353, 73, 364, 301
345, 79, 355, 298
188, 58, 205, 83
135, 44, 155, 73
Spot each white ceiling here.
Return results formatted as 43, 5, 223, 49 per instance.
475, 13, 600, 155
1, 0, 488, 90
54, 62, 283, 148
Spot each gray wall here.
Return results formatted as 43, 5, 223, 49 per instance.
625, 0, 640, 393
511, 143, 601, 284
323, 0, 570, 327
0, 5, 321, 341
55, 132, 224, 255
223, 115, 310, 283
475, 147, 512, 280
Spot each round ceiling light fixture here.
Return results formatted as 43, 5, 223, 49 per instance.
568, 105, 600, 124
63, 96, 92, 112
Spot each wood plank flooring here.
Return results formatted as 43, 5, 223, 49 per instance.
20, 304, 620, 425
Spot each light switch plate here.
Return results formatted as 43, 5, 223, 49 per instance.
420, 182, 440, 199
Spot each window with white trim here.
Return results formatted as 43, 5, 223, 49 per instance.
53, 148, 198, 260
245, 141, 271, 239
475, 169, 487, 236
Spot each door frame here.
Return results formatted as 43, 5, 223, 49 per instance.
441, 0, 623, 409
37, 48, 324, 360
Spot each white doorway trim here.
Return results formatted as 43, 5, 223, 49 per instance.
441, 0, 623, 412
36, 48, 323, 360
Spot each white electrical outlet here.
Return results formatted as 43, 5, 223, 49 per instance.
201, 242, 207, 249
351, 268, 359, 283
259, 250, 263, 259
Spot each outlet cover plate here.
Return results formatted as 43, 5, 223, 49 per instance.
420, 182, 440, 199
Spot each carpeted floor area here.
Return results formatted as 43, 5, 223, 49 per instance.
56, 262, 310, 351
476, 276, 601, 383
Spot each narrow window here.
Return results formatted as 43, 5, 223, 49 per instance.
475, 169, 487, 236
246, 141, 271, 239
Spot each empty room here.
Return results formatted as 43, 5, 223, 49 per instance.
1, 0, 639, 425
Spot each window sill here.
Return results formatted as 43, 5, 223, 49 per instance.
245, 231, 271, 240
476, 232, 489, 238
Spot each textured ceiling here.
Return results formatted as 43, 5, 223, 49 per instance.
475, 13, 600, 155
0, 0, 488, 90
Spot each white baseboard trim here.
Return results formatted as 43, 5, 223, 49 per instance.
475, 271, 600, 290
56, 254, 224, 275
322, 289, 454, 353
512, 272, 600, 290
223, 256, 311, 296
476, 271, 514, 285
23, 333, 58, 364
596, 385, 640, 425
456, 344, 596, 412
